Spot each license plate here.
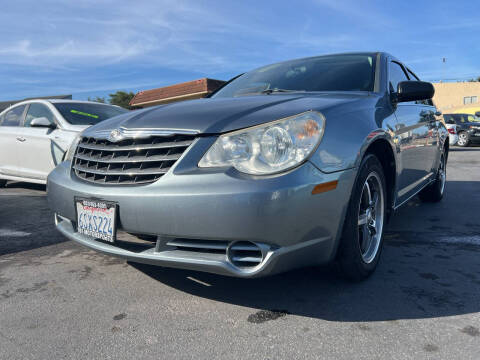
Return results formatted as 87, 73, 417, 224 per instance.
75, 198, 117, 242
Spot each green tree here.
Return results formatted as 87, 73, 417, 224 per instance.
87, 96, 106, 103
108, 91, 136, 109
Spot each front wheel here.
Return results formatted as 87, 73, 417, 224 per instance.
337, 154, 386, 282
419, 153, 446, 202
457, 132, 469, 147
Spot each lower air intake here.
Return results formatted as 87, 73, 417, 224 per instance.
227, 241, 264, 268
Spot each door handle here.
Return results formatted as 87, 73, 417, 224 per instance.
16, 137, 26, 142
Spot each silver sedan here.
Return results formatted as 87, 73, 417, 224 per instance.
47, 52, 448, 280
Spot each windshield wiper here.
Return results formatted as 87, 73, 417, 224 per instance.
261, 88, 305, 94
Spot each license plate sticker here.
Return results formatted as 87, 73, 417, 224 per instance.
75, 198, 117, 243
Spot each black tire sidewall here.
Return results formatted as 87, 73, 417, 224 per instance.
338, 154, 387, 280
419, 151, 446, 202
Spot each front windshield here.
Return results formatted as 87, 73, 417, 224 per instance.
212, 54, 376, 98
53, 102, 128, 125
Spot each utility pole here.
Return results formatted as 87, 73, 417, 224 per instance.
442, 57, 446, 83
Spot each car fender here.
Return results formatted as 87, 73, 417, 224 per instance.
309, 104, 398, 174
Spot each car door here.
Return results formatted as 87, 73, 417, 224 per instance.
0, 104, 27, 178
406, 68, 439, 174
16, 103, 66, 181
389, 61, 432, 204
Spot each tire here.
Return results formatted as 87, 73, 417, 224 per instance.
337, 154, 387, 282
419, 152, 446, 203
457, 132, 469, 147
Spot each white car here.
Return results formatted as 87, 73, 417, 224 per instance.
0, 99, 127, 186
444, 122, 458, 145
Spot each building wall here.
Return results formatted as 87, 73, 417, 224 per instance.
433, 82, 480, 113
130, 78, 225, 108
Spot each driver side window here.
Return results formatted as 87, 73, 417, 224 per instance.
24, 103, 55, 127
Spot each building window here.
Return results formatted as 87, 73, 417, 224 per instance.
464, 96, 478, 105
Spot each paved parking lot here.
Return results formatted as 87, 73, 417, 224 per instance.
1, 147, 479, 360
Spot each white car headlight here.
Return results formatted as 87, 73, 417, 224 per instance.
65, 134, 82, 162
198, 111, 325, 175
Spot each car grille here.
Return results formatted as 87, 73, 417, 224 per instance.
72, 134, 195, 185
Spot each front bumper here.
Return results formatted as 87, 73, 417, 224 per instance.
48, 160, 355, 277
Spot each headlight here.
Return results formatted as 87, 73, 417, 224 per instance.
198, 111, 325, 175
65, 134, 82, 162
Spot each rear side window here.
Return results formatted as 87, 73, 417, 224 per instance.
1, 105, 26, 127
389, 62, 409, 93
443, 115, 455, 124
25, 103, 55, 127
444, 114, 475, 124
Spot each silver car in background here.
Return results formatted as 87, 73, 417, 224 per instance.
0, 100, 127, 185
47, 52, 448, 281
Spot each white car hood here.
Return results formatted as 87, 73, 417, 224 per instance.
61, 124, 91, 132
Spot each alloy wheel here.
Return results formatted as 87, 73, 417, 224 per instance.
357, 172, 384, 264
458, 133, 467, 146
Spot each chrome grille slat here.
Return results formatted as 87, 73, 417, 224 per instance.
167, 239, 229, 251
75, 153, 182, 163
73, 134, 195, 185
77, 140, 193, 152
73, 164, 170, 176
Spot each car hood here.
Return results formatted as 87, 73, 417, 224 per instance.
61, 124, 90, 132
83, 92, 373, 136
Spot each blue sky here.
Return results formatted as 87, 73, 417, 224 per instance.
1, 0, 479, 101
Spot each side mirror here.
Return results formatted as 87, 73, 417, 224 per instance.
435, 110, 442, 116
30, 117, 55, 128
395, 81, 435, 103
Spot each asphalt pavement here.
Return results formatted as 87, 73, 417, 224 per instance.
1, 147, 479, 360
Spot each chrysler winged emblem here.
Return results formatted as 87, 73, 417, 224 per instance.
108, 128, 123, 142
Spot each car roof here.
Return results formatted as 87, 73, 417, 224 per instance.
0, 99, 123, 116
268, 51, 382, 65
47, 99, 110, 105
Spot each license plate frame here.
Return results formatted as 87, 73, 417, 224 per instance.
75, 197, 118, 243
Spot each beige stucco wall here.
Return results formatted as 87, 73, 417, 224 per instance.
433, 82, 480, 113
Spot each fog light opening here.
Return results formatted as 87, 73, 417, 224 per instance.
227, 241, 264, 268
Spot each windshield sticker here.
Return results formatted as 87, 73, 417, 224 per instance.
70, 109, 99, 119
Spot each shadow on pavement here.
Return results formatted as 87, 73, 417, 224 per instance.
450, 145, 480, 151
132, 179, 480, 322
0, 192, 66, 255
4, 182, 47, 192
131, 233, 480, 322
